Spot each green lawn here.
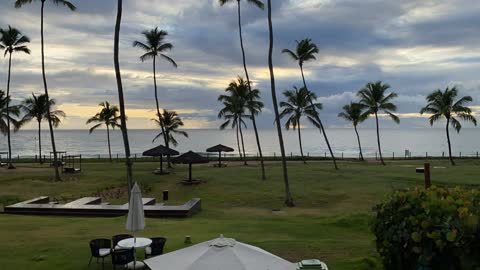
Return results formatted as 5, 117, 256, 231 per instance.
0, 159, 479, 270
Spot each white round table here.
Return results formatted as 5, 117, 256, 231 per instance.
118, 237, 152, 269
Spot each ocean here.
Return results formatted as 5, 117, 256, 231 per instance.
0, 128, 479, 159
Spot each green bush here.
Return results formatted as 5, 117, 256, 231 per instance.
372, 186, 480, 270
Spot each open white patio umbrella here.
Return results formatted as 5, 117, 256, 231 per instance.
126, 182, 145, 241
144, 235, 297, 270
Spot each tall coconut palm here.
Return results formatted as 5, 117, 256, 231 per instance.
357, 81, 400, 165
219, 0, 267, 180
112, 0, 133, 195
279, 86, 322, 163
282, 38, 338, 170
420, 87, 477, 166
338, 102, 368, 161
218, 77, 263, 165
133, 27, 177, 167
19, 93, 65, 164
152, 109, 188, 147
0, 25, 30, 169
0, 91, 21, 151
86, 101, 121, 162
267, 0, 293, 206
15, 0, 76, 180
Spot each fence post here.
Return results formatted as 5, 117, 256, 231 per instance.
291, 152, 293, 159
324, 152, 327, 158
424, 163, 431, 189
460, 152, 462, 159
117, 153, 119, 161
426, 152, 428, 159
341, 152, 344, 160
274, 152, 276, 160
393, 152, 395, 160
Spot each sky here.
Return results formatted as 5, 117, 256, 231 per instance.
1, 0, 479, 130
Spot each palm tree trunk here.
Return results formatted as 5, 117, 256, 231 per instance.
300, 65, 338, 170
237, 0, 266, 179
267, 0, 294, 207
38, 120, 42, 164
297, 119, 306, 164
354, 124, 364, 161
114, 0, 133, 196
40, 1, 61, 180
6, 52, 14, 169
446, 118, 455, 166
374, 112, 385, 165
238, 121, 247, 165
106, 124, 112, 162
152, 55, 170, 167
236, 124, 242, 160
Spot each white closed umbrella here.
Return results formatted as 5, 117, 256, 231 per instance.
126, 182, 145, 242
144, 235, 297, 270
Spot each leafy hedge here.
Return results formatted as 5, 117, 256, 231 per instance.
372, 186, 480, 270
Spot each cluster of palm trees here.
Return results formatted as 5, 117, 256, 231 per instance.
0, 21, 66, 170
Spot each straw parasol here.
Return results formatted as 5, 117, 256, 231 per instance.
206, 144, 234, 167
144, 235, 298, 270
143, 145, 179, 175
172, 151, 209, 184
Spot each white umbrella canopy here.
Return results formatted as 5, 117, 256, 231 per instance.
144, 235, 297, 270
126, 182, 145, 233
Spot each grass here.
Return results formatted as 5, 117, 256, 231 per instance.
0, 159, 479, 270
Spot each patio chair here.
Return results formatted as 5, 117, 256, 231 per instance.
112, 234, 133, 250
89, 239, 111, 270
145, 237, 167, 258
111, 248, 135, 270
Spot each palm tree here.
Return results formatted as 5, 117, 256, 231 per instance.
279, 86, 322, 163
0, 91, 21, 155
133, 27, 177, 167
357, 81, 400, 165
219, 0, 267, 180
86, 101, 121, 162
267, 0, 293, 207
282, 38, 338, 170
19, 93, 65, 164
420, 87, 477, 166
0, 25, 30, 169
15, 0, 76, 180
112, 0, 133, 195
338, 102, 368, 161
152, 109, 188, 147
218, 83, 252, 165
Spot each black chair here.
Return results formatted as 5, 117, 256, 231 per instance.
112, 234, 133, 250
89, 239, 111, 270
111, 248, 135, 270
145, 237, 167, 258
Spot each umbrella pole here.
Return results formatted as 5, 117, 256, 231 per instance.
189, 163, 192, 181
218, 152, 221, 167
133, 232, 137, 270
160, 155, 163, 174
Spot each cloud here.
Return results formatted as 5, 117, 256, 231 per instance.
0, 0, 479, 131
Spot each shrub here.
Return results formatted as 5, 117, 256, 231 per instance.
372, 186, 480, 270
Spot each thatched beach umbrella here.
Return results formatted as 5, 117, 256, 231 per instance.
206, 144, 234, 167
172, 151, 209, 183
143, 145, 179, 174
